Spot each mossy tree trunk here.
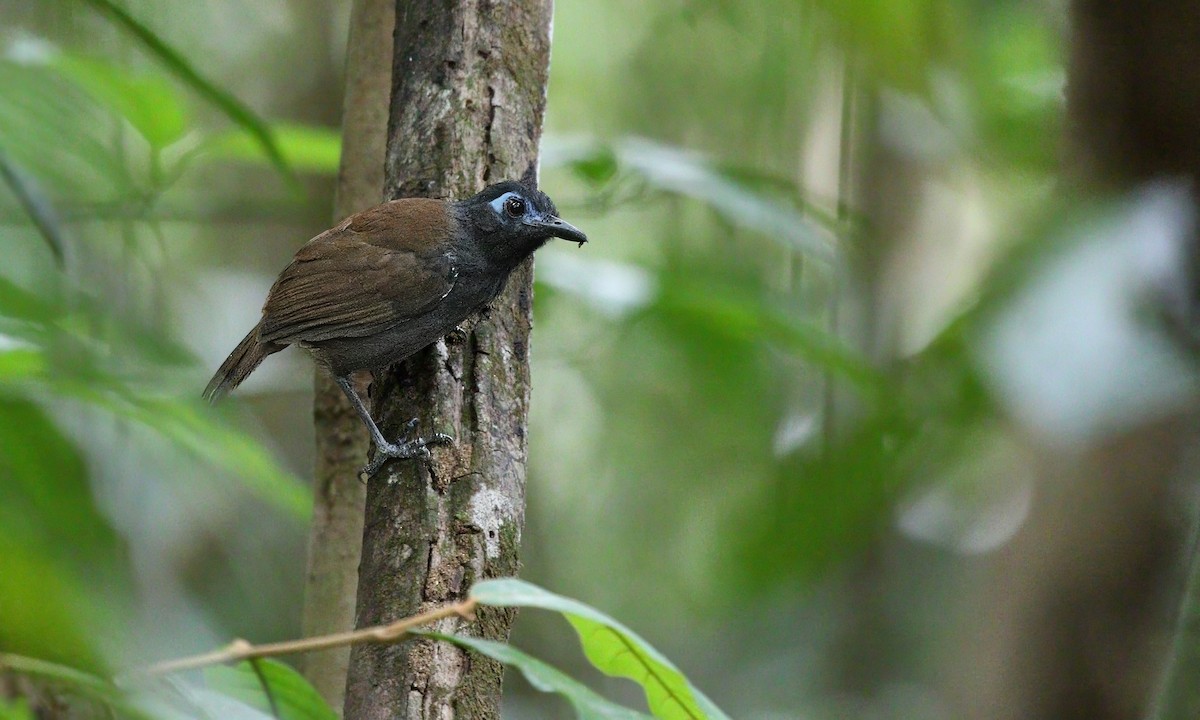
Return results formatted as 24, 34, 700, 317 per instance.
341, 0, 553, 718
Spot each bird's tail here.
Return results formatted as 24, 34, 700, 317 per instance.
202, 323, 280, 403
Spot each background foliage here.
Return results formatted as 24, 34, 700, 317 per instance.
1, 0, 1196, 718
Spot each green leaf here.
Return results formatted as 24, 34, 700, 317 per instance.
0, 61, 137, 201
205, 123, 342, 174
426, 633, 653, 720
0, 274, 58, 325
0, 697, 33, 720
54, 385, 310, 519
471, 579, 730, 720
0, 398, 129, 675
0, 348, 45, 381
654, 276, 884, 395
54, 55, 188, 150
0, 277, 305, 519
204, 659, 338, 720
0, 654, 155, 720
74, 0, 292, 180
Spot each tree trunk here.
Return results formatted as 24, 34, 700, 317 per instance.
302, 0, 393, 711
342, 0, 553, 718
947, 3, 1200, 719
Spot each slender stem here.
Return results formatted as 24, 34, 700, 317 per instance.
1147, 492, 1200, 720
127, 599, 477, 678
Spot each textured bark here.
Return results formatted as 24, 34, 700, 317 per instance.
302, 0, 393, 711
342, 0, 552, 718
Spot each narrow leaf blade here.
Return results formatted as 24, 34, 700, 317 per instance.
75, 0, 292, 180
425, 633, 653, 720
471, 579, 730, 720
203, 659, 338, 720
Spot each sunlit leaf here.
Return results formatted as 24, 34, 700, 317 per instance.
0, 697, 32, 720
0, 548, 104, 673
0, 348, 45, 381
471, 579, 730, 720
54, 55, 188, 150
205, 123, 341, 174
816, 0, 965, 93
544, 137, 839, 261
204, 659, 338, 720
426, 633, 653, 720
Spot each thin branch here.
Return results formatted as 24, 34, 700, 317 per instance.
126, 598, 477, 679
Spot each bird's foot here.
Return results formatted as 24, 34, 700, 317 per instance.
360, 418, 453, 479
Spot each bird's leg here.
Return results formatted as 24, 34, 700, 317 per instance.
333, 375, 452, 478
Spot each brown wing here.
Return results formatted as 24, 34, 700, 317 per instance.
259, 200, 456, 345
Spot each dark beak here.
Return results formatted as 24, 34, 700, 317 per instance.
535, 216, 588, 247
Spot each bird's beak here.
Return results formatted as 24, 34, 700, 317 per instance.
533, 216, 588, 247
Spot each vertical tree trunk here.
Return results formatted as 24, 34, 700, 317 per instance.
342, 1, 553, 718
947, 3, 1200, 719
302, 0, 393, 711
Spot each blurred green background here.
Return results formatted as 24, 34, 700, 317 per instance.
3, 0, 1199, 718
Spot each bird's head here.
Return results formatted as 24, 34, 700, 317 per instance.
457, 177, 587, 267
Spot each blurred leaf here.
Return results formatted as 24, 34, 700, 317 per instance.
0, 274, 303, 519
546, 137, 839, 261
53, 384, 310, 519
0, 698, 32, 720
728, 415, 909, 590
0, 544, 105, 673
426, 633, 653, 720
0, 348, 45, 381
472, 579, 730, 720
174, 687, 276, 720
975, 183, 1200, 445
204, 659, 338, 720
0, 398, 118, 565
0, 60, 136, 201
653, 276, 883, 394
0, 655, 155, 719
0, 398, 124, 671
74, 0, 292, 180
54, 55, 187, 150
206, 123, 341, 174
0, 276, 56, 325
817, 0, 965, 93
0, 148, 66, 267
568, 144, 618, 185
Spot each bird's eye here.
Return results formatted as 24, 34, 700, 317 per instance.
504, 196, 526, 218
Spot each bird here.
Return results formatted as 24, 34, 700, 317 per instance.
203, 175, 587, 477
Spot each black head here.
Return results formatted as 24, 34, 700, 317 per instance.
456, 179, 587, 267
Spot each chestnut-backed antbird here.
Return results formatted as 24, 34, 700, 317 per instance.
203, 178, 587, 476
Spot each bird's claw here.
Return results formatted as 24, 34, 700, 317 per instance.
359, 418, 454, 480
